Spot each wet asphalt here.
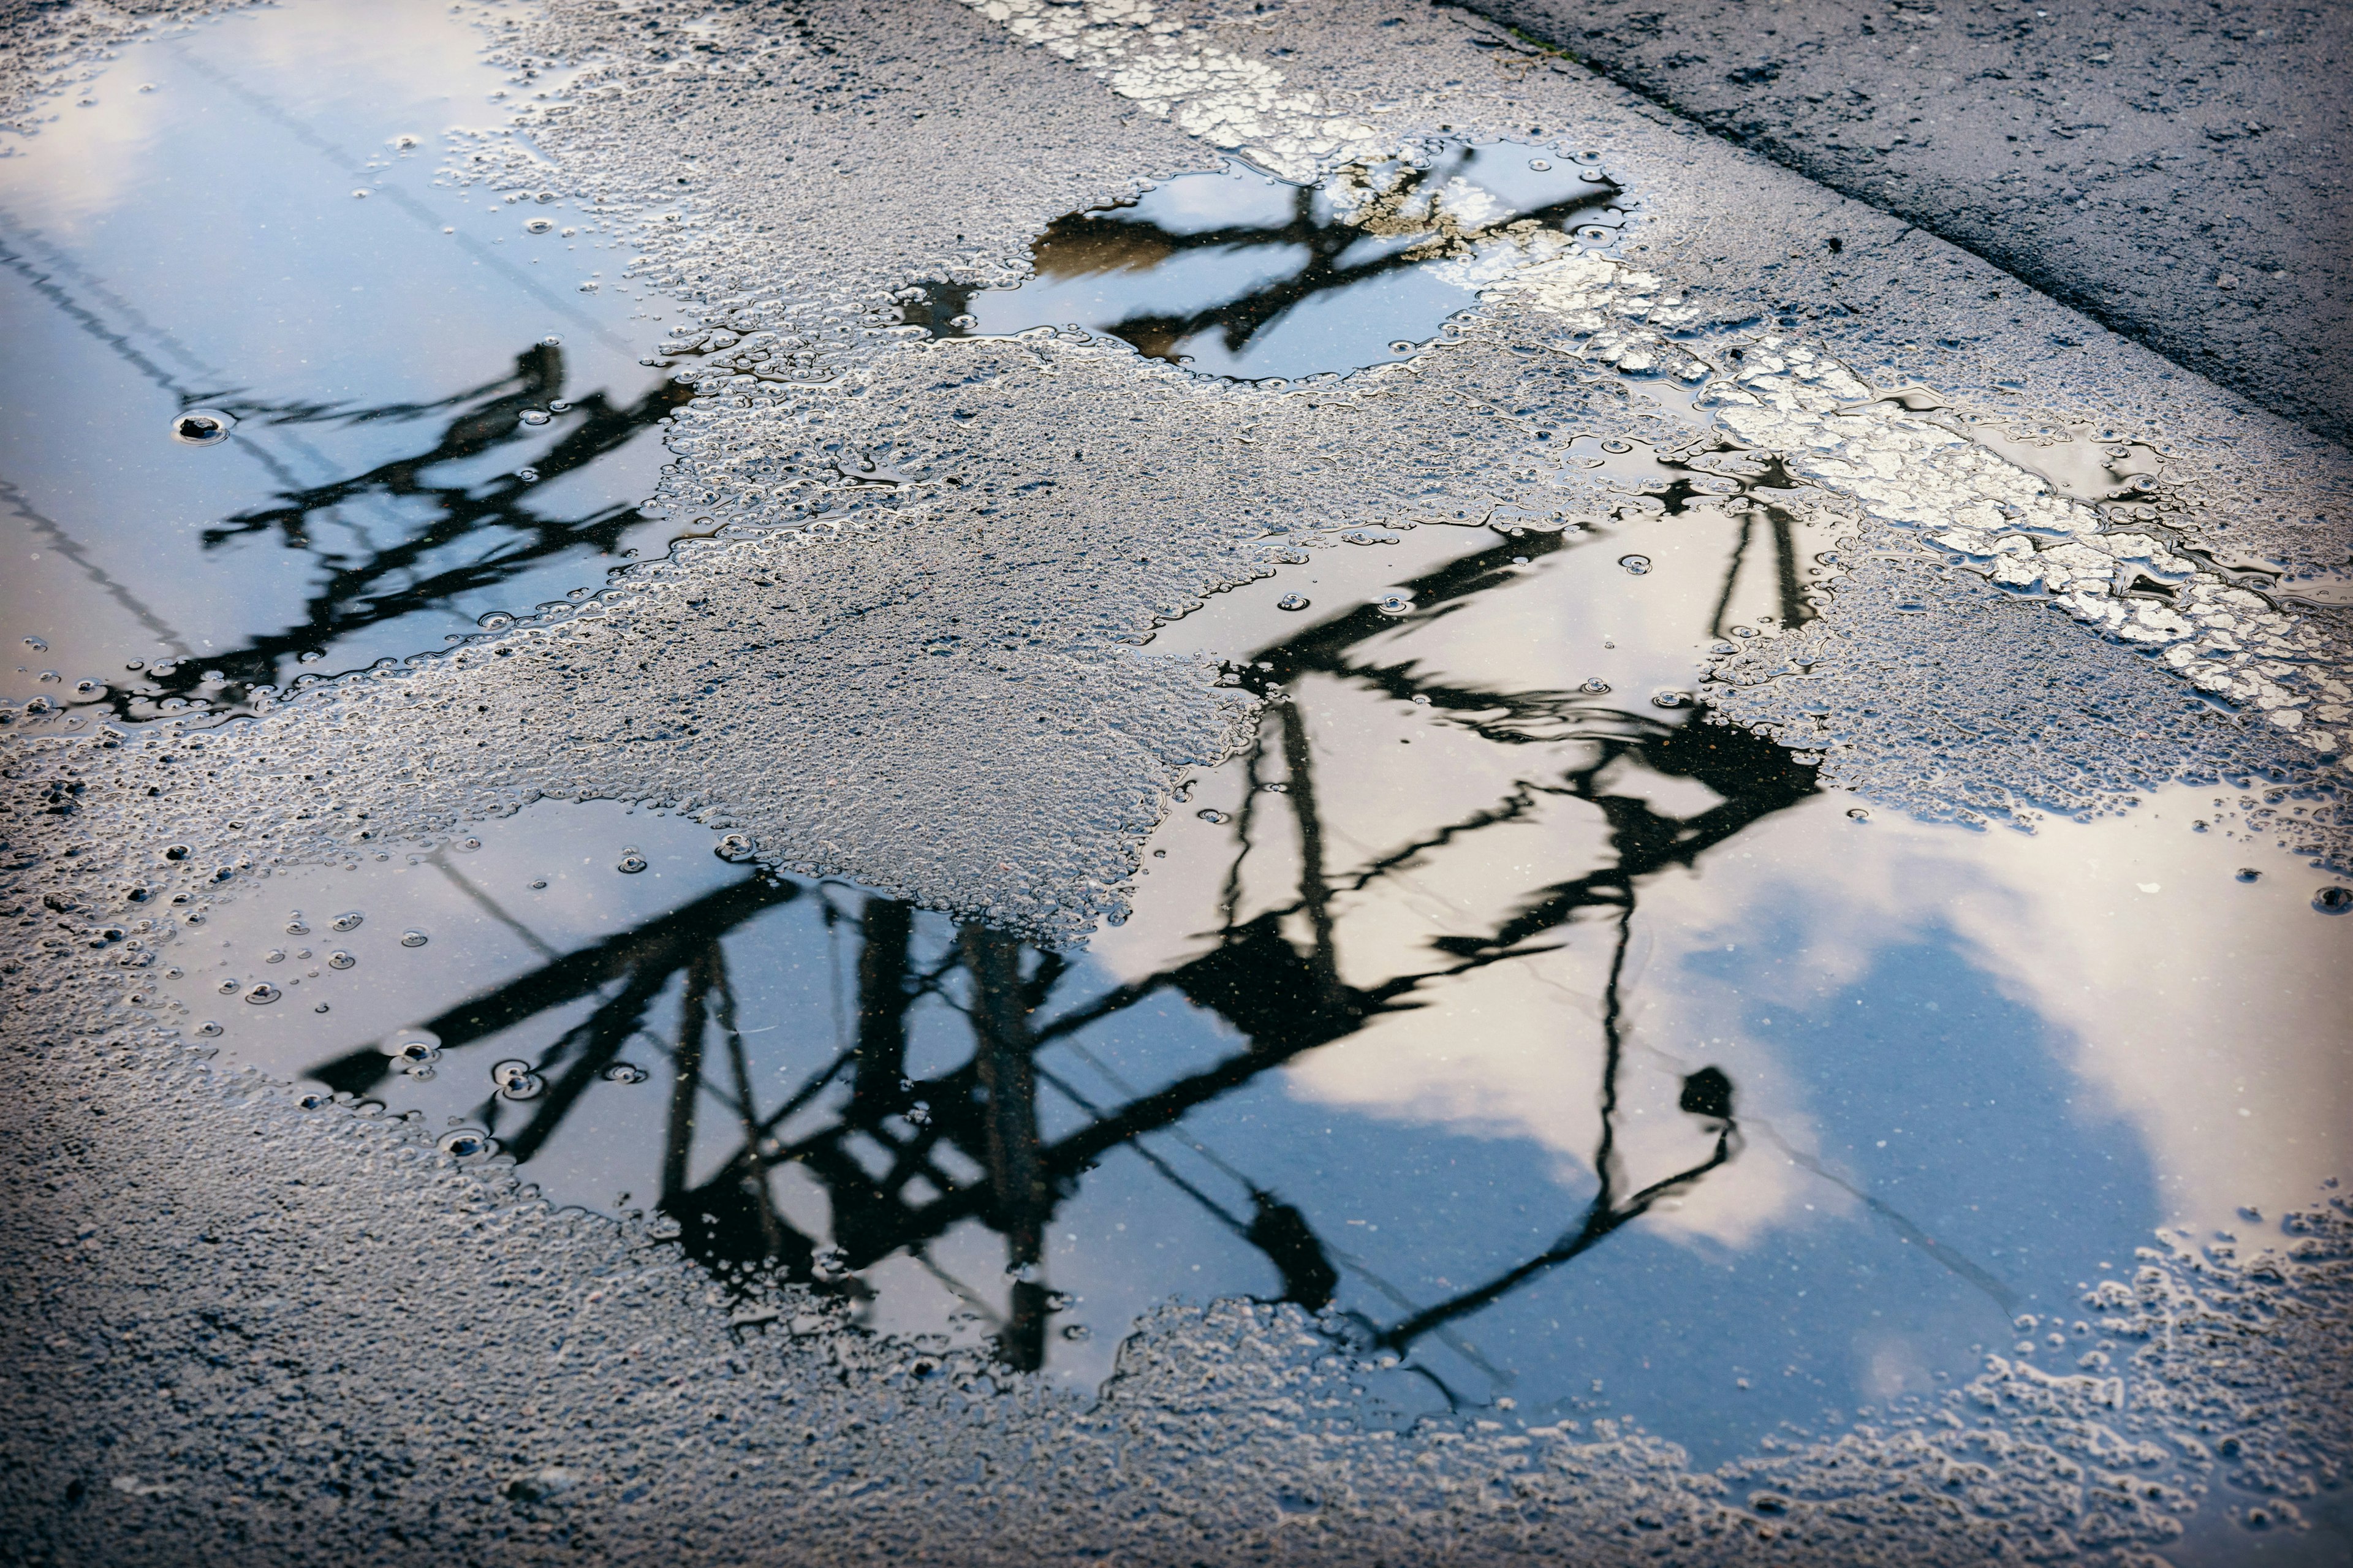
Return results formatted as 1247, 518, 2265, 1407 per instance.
1466, 0, 2353, 446
2, 0, 2348, 1562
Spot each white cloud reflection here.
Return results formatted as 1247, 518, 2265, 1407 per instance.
1259, 783, 2351, 1249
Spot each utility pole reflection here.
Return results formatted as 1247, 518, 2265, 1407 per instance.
300, 520, 1817, 1378
906, 145, 1627, 368
73, 341, 692, 722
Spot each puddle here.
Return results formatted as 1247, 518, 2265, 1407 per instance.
156, 504, 2351, 1459
8, 0, 2352, 1557
904, 142, 1629, 381
0, 0, 680, 723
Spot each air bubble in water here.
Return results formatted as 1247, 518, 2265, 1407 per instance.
515, 467, 540, 483
1276, 593, 1311, 612
616, 848, 648, 874
604, 1062, 650, 1085
170, 409, 235, 447
1580, 678, 1611, 694
519, 409, 552, 426
1376, 592, 1413, 616
1618, 555, 1652, 575
400, 930, 428, 948
1650, 691, 1690, 709
438, 1129, 496, 1158
541, 335, 562, 347
244, 983, 281, 1005
716, 833, 757, 861
284, 917, 311, 936
327, 951, 355, 969
195, 1020, 222, 1038
216, 979, 240, 995
331, 911, 364, 932
1528, 158, 1552, 171
2237, 868, 2262, 883
1196, 808, 1229, 825
381, 1028, 440, 1062
524, 217, 554, 234
1389, 340, 1415, 354
1847, 807, 1873, 821
494, 1061, 546, 1099
2315, 887, 2353, 915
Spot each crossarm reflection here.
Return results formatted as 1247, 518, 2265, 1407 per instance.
305, 872, 798, 1099
297, 518, 1819, 1376
86, 343, 691, 722
913, 146, 1626, 366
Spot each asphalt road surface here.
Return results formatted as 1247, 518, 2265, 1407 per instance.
1468, 0, 2353, 445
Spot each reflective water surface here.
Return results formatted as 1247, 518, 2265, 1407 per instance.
156, 504, 2352, 1466
0, 1, 676, 722
906, 143, 1631, 380
6, 1, 2351, 1558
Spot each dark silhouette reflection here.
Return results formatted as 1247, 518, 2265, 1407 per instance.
1373, 910, 1738, 1354
904, 145, 1626, 374
1248, 1192, 1341, 1312
78, 342, 690, 723
298, 511, 1833, 1381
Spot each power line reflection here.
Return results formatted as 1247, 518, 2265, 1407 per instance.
298, 517, 1824, 1384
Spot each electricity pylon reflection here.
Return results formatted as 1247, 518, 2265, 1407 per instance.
299, 516, 1815, 1380
65, 341, 692, 722
904, 144, 1627, 366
